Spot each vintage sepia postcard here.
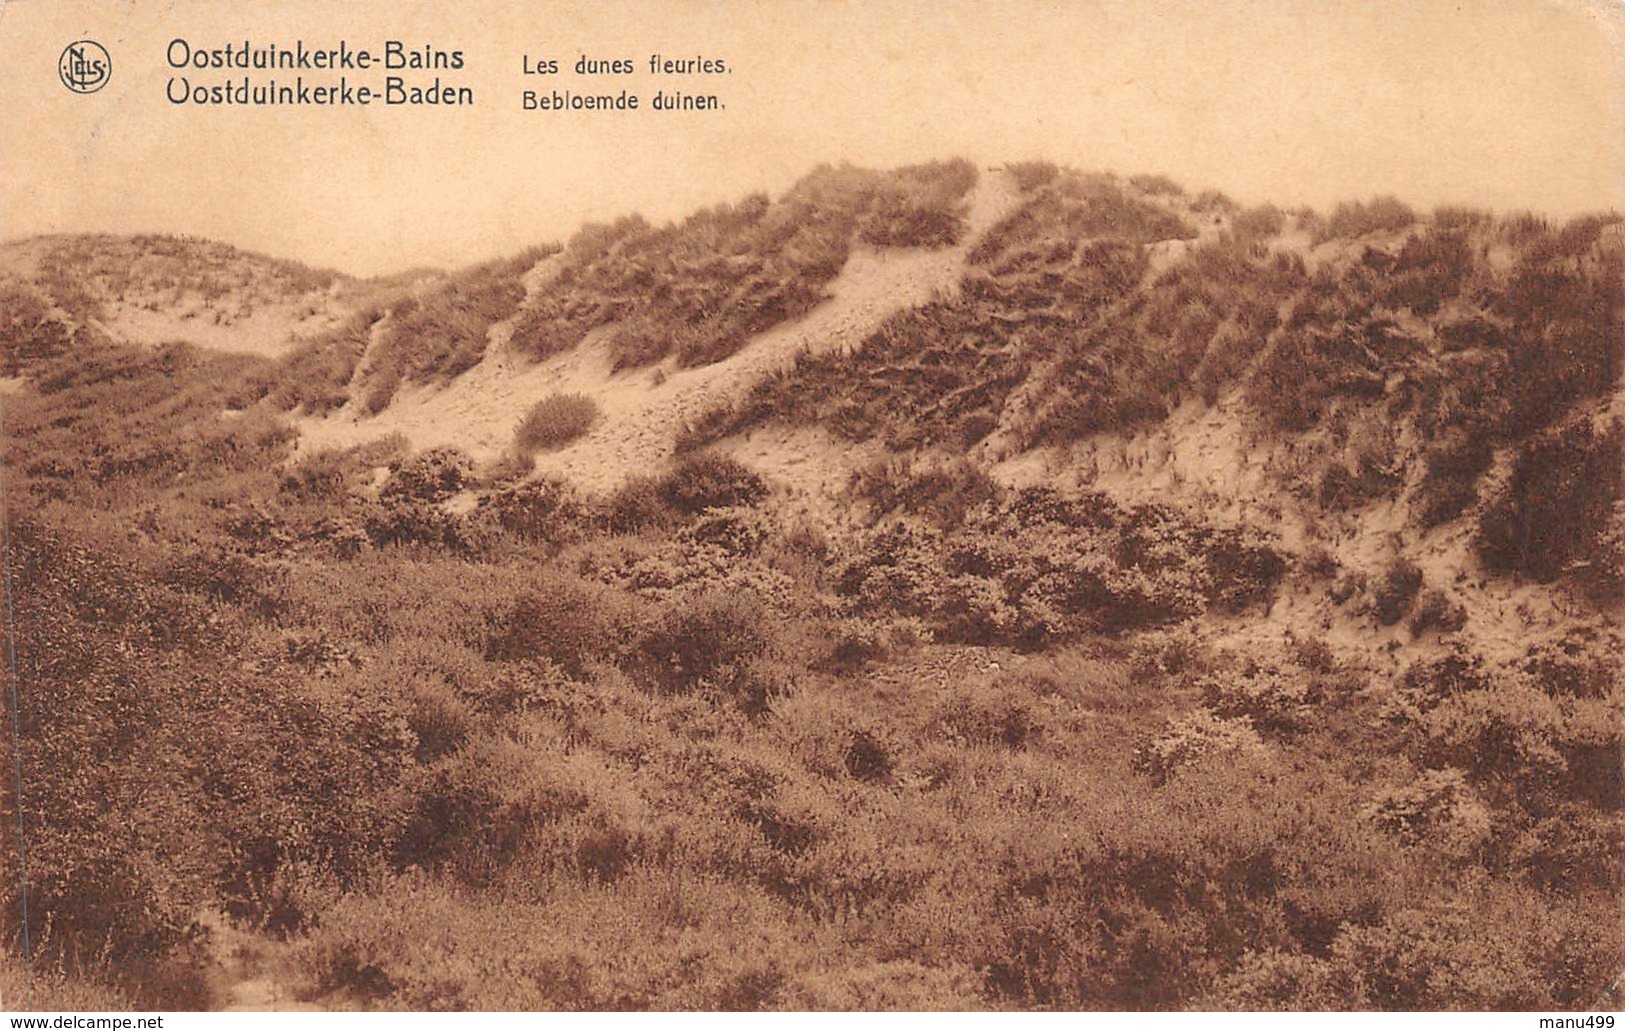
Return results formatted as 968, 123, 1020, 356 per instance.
1, 0, 1622, 1020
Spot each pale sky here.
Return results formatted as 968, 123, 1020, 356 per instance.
2, 0, 1621, 276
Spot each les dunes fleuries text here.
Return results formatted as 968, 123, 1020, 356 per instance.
521, 51, 729, 112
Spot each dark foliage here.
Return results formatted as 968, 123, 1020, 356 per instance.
1477, 420, 1623, 581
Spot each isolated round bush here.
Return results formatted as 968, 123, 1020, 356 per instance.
515, 392, 598, 453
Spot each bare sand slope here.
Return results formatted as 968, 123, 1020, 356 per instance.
294, 172, 1024, 490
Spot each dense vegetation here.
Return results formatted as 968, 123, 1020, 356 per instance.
680, 170, 1180, 451
1, 164, 1621, 1011
506, 159, 979, 372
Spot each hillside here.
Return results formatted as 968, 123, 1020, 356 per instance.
0, 233, 420, 363
1, 160, 1621, 1011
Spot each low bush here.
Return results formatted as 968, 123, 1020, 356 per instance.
515, 392, 598, 453
0, 280, 73, 375
658, 453, 768, 514
833, 488, 1286, 646
484, 579, 624, 676
1312, 196, 1418, 243
856, 158, 978, 248
475, 477, 585, 547
380, 447, 475, 504
1133, 709, 1268, 785
1129, 173, 1185, 197
602, 474, 677, 534
632, 591, 790, 713
1409, 589, 1467, 635
1199, 664, 1321, 733
1371, 557, 1423, 626
355, 249, 544, 408
1361, 767, 1492, 856
1006, 160, 1059, 192
1231, 204, 1284, 240
1477, 419, 1623, 581
1190, 189, 1237, 214
848, 456, 999, 529
269, 307, 383, 415
1415, 430, 1494, 527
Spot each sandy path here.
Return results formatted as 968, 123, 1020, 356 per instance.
295, 172, 1023, 491
196, 911, 319, 1012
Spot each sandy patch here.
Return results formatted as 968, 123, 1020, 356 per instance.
98, 298, 350, 357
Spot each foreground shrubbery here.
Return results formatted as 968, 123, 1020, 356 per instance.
832, 485, 1287, 646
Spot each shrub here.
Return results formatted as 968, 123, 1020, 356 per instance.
475, 477, 585, 547
1129, 173, 1185, 196
1371, 557, 1423, 625
675, 505, 774, 557
1190, 189, 1237, 214
380, 447, 475, 504
0, 281, 73, 375
832, 488, 1285, 646
1133, 709, 1268, 785
515, 392, 598, 453
1232, 204, 1285, 240
930, 678, 1043, 749
357, 250, 540, 405
632, 592, 789, 712
848, 456, 999, 530
658, 453, 768, 514
1477, 420, 1623, 582
975, 171, 1197, 259
484, 580, 621, 676
361, 361, 403, 415
1312, 196, 1418, 243
269, 307, 382, 415
1409, 588, 1467, 635
1433, 205, 1492, 231
602, 474, 676, 534
1324, 892, 1620, 1009
1361, 767, 1492, 856
1199, 665, 1320, 733
856, 159, 978, 248
1198, 949, 1346, 1010
822, 615, 932, 672
1517, 624, 1622, 699
1006, 160, 1059, 192
1387, 645, 1497, 721
1415, 430, 1494, 528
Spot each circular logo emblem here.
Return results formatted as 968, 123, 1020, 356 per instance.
59, 40, 111, 94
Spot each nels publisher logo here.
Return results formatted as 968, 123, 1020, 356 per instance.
59, 40, 111, 93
